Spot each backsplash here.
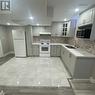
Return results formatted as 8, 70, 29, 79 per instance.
33, 36, 68, 43
68, 37, 95, 55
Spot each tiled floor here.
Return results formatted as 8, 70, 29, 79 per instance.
70, 79, 95, 95
0, 57, 71, 87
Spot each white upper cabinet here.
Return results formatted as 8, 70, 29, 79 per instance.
79, 8, 94, 26
67, 19, 77, 37
52, 19, 77, 37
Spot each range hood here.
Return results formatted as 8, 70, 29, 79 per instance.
39, 32, 51, 36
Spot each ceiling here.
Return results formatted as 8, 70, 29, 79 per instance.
48, 0, 95, 21
0, 0, 95, 26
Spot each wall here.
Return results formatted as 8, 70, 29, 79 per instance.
6, 26, 14, 52
67, 37, 95, 79
25, 25, 33, 56
32, 26, 51, 36
33, 36, 68, 43
0, 26, 14, 57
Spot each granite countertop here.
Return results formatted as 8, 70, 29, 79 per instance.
32, 43, 40, 45
32, 43, 95, 58
50, 43, 95, 58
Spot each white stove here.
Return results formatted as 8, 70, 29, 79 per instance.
40, 40, 50, 57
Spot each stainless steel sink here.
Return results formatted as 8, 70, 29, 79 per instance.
65, 45, 76, 49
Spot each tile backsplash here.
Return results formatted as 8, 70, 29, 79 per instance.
68, 37, 95, 55
33, 36, 69, 43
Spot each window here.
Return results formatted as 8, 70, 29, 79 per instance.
1, 0, 10, 10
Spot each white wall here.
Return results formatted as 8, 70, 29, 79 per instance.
32, 26, 51, 36
25, 25, 33, 56
0, 26, 14, 57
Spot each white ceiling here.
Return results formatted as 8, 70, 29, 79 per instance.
0, 0, 95, 26
48, 0, 95, 21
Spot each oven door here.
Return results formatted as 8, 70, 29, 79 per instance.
41, 46, 48, 51
40, 44, 50, 54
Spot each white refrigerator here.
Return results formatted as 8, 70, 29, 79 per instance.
12, 29, 26, 57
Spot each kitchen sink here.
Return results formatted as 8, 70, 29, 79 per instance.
65, 45, 76, 49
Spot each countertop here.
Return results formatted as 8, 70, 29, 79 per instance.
32, 43, 95, 58
32, 43, 40, 45
50, 43, 95, 58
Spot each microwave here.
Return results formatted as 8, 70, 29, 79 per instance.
76, 25, 92, 39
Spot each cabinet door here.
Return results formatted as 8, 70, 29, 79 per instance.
79, 8, 93, 26
68, 53, 76, 76
50, 45, 57, 57
32, 45, 39, 56
68, 20, 77, 37
56, 45, 61, 57
85, 9, 93, 24
61, 46, 64, 62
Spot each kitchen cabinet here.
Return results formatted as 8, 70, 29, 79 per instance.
62, 20, 77, 37
32, 45, 40, 57
61, 46, 75, 75
77, 7, 95, 40
50, 45, 61, 57
51, 20, 77, 37
61, 45, 95, 79
79, 8, 94, 26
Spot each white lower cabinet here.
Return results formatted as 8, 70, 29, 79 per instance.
50, 45, 61, 57
32, 45, 40, 57
50, 44, 94, 79
61, 46, 94, 79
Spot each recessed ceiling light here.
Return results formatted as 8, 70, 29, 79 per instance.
75, 8, 79, 12
7, 23, 10, 25
37, 23, 39, 26
29, 16, 34, 20
64, 18, 67, 21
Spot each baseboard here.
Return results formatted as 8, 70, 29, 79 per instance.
72, 79, 90, 82
90, 77, 95, 83
1, 51, 14, 58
